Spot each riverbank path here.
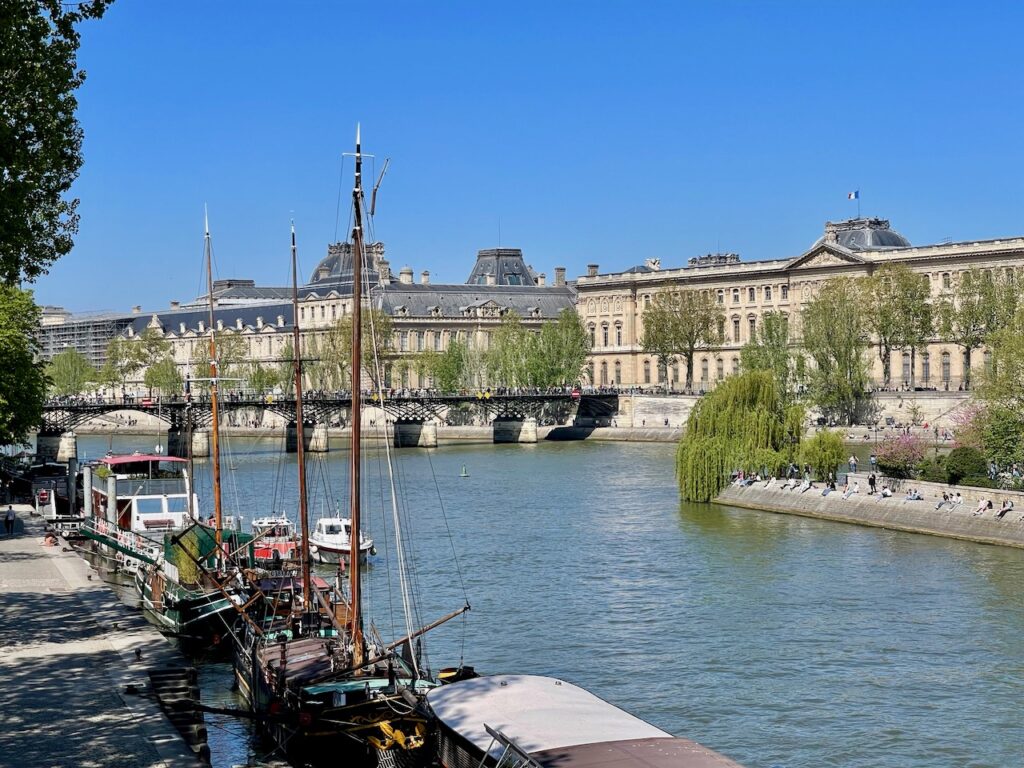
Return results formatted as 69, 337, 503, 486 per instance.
0, 505, 199, 767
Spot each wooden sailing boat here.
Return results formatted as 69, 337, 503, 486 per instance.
134, 211, 254, 651
232, 128, 468, 767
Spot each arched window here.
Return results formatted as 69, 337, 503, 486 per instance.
748, 287, 756, 302
764, 286, 772, 301
614, 361, 622, 384
902, 352, 911, 383
700, 358, 709, 383
643, 360, 651, 384
657, 361, 667, 384
732, 288, 740, 304
716, 358, 724, 380
731, 357, 740, 376
941, 351, 951, 383
922, 352, 930, 384
781, 285, 789, 300
716, 289, 724, 304
600, 362, 608, 385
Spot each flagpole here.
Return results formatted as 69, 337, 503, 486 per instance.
858, 192, 861, 219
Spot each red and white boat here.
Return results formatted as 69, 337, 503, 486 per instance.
250, 515, 299, 568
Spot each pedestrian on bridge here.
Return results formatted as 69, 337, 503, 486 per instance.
4, 505, 15, 536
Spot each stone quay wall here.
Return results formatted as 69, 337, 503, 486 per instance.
716, 473, 1024, 549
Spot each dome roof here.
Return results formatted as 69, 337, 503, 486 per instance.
307, 242, 385, 287
822, 218, 911, 251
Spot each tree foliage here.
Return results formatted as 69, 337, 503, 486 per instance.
675, 371, 803, 502
0, 286, 47, 443
937, 267, 1019, 387
874, 433, 927, 479
104, 336, 142, 393
799, 431, 845, 481
319, 308, 394, 389
1, 0, 112, 284
800, 278, 870, 425
190, 330, 248, 391
530, 309, 591, 387
945, 446, 987, 485
143, 356, 182, 397
45, 346, 94, 396
641, 290, 723, 389
740, 311, 797, 403
420, 340, 469, 392
978, 304, 1024, 416
246, 361, 279, 396
861, 264, 932, 388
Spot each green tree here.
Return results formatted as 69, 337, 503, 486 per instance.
937, 267, 1019, 388
485, 311, 533, 388
1, 1, 112, 284
528, 309, 592, 387
0, 287, 47, 444
641, 290, 723, 391
190, 330, 248, 391
143, 356, 182, 397
422, 339, 469, 392
862, 264, 933, 388
45, 346, 94, 396
245, 361, 279, 396
319, 309, 394, 389
105, 336, 142, 396
740, 311, 796, 402
799, 430, 845, 481
135, 327, 172, 396
800, 278, 870, 425
675, 371, 803, 502
277, 338, 296, 395
978, 304, 1024, 416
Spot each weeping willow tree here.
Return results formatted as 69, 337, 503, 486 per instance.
676, 371, 804, 502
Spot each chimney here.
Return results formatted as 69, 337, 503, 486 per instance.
537, 273, 546, 286
256, 316, 263, 329
179, 322, 186, 334
554, 267, 566, 286
198, 320, 205, 333
399, 266, 414, 285
277, 315, 285, 327
587, 264, 599, 277
131, 305, 142, 314
421, 270, 430, 285
235, 318, 243, 330
378, 259, 391, 283
169, 300, 180, 309
216, 319, 224, 331
485, 273, 496, 286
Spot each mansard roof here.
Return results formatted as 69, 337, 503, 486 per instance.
375, 283, 575, 319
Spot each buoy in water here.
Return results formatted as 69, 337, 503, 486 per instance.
460, 465, 469, 478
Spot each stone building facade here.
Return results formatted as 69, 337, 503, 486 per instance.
575, 218, 1024, 391
121, 244, 574, 392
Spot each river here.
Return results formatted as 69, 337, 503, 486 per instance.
76, 433, 1024, 768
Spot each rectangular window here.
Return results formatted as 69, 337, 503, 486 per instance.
781, 285, 789, 300
602, 326, 609, 346
748, 317, 756, 339
732, 319, 740, 342
433, 332, 441, 351
615, 326, 622, 346
732, 289, 740, 304
764, 286, 772, 301
748, 287, 756, 303
399, 331, 409, 351
717, 289, 724, 304
416, 332, 424, 351
942, 273, 951, 289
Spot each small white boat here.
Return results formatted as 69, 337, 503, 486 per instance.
308, 516, 374, 564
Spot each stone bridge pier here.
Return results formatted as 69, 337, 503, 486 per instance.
492, 417, 538, 444
36, 430, 78, 463
393, 419, 438, 448
285, 422, 330, 453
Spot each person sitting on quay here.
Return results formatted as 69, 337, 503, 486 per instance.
995, 500, 1015, 519
821, 478, 837, 497
905, 488, 923, 501
972, 498, 993, 517
798, 478, 814, 494
843, 481, 860, 500
876, 485, 893, 500
935, 492, 951, 510
764, 476, 776, 489
950, 492, 963, 509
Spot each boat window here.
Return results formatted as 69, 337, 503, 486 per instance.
135, 498, 164, 515
166, 497, 188, 514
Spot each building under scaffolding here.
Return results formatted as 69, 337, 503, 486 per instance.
38, 307, 136, 367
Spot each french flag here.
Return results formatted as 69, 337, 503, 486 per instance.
848, 190, 859, 200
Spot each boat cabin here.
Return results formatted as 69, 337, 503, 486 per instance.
427, 675, 746, 768
87, 454, 197, 533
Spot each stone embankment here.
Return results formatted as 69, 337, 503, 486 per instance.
716, 474, 1024, 549
0, 507, 204, 766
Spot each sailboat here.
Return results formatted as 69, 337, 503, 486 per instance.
134, 212, 254, 650
232, 129, 468, 767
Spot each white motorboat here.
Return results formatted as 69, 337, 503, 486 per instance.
308, 516, 374, 564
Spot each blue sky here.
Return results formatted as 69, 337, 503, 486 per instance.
35, 0, 1024, 311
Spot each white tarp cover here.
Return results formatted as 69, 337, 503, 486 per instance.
426, 674, 670, 756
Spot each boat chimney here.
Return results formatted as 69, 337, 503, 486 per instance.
554, 267, 566, 286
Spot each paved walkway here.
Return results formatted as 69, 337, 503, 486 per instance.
0, 505, 198, 768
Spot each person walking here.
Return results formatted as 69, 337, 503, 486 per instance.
869, 453, 877, 471
849, 455, 858, 473
4, 505, 15, 537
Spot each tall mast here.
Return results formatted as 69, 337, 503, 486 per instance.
290, 222, 313, 612
348, 124, 365, 667
204, 207, 224, 567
